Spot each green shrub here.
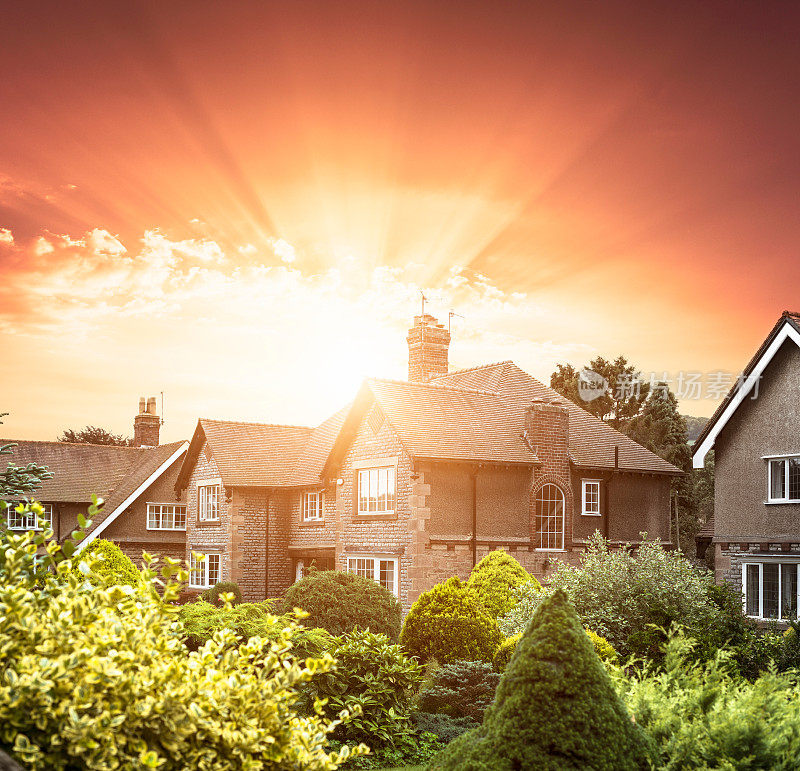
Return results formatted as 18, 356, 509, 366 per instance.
331, 731, 441, 769
493, 634, 521, 672
617, 630, 800, 769
401, 577, 502, 664
501, 532, 719, 662
281, 570, 402, 641
466, 550, 538, 619
200, 580, 243, 606
72, 538, 140, 587
413, 713, 478, 744
494, 628, 618, 672
301, 629, 423, 751
428, 590, 654, 770
178, 599, 331, 658
417, 660, 500, 721
0, 512, 365, 770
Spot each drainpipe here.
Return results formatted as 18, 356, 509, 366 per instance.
472, 470, 478, 567
604, 446, 618, 541
264, 491, 270, 600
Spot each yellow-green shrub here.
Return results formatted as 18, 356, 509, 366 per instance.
586, 629, 619, 666
493, 633, 522, 672
400, 577, 502, 664
494, 628, 618, 672
71, 538, 140, 586
467, 551, 538, 619
0, 507, 366, 770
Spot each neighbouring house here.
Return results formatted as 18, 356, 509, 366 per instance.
175, 314, 681, 608
2, 397, 188, 564
693, 310, 800, 625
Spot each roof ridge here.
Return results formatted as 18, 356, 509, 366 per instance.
0, 439, 145, 450
431, 360, 513, 378
200, 418, 313, 430
367, 376, 498, 397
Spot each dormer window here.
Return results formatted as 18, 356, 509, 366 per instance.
767, 456, 800, 503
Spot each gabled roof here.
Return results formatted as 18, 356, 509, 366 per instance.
435, 362, 682, 474
177, 418, 314, 490
692, 312, 800, 468
322, 364, 681, 475
1, 439, 188, 551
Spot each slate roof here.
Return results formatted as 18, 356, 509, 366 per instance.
1, 440, 183, 503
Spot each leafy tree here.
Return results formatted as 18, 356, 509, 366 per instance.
57, 426, 132, 446
1, 414, 52, 498
683, 414, 709, 443
550, 356, 650, 429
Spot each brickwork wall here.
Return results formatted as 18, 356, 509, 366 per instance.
287, 482, 338, 549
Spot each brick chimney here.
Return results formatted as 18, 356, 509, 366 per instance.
525, 398, 570, 479
133, 395, 160, 447
407, 314, 450, 382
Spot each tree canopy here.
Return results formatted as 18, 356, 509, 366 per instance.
58, 426, 132, 446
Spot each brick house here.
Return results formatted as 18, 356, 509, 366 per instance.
176, 314, 681, 608
693, 311, 800, 624
2, 397, 188, 564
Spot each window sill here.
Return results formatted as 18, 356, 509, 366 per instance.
535, 548, 566, 553
146, 527, 188, 532
299, 519, 326, 527
196, 519, 221, 527
765, 500, 800, 505
352, 511, 398, 522
581, 511, 601, 517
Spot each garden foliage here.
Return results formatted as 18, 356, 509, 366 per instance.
428, 590, 654, 770
0, 506, 365, 770
494, 629, 617, 672
71, 538, 140, 587
281, 569, 402, 641
466, 550, 538, 619
417, 660, 500, 721
401, 576, 502, 664
500, 533, 719, 661
200, 580, 243, 606
617, 631, 800, 769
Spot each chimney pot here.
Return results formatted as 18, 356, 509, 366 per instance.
134, 396, 161, 447
138, 396, 146, 414
146, 396, 157, 415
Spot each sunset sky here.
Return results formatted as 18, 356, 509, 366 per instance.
2, 1, 800, 442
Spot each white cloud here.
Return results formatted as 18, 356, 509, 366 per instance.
0, 227, 13, 246
86, 229, 127, 257
270, 237, 296, 263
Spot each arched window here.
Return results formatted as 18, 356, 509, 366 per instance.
536, 484, 565, 550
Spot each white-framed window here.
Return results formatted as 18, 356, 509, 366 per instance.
536, 484, 565, 550
768, 457, 800, 502
147, 503, 187, 530
357, 466, 396, 515
198, 484, 220, 521
743, 561, 800, 620
302, 490, 324, 521
189, 552, 221, 588
581, 480, 601, 516
5, 501, 51, 531
347, 554, 399, 596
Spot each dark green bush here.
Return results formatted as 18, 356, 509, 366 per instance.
413, 713, 478, 744
427, 590, 654, 770
72, 538, 140, 587
467, 550, 538, 619
301, 629, 423, 750
200, 580, 242, 606
178, 599, 331, 658
331, 731, 441, 769
417, 660, 500, 721
281, 570, 402, 640
401, 577, 502, 664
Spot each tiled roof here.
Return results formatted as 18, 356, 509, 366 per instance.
432, 363, 682, 474
198, 419, 312, 487
288, 407, 350, 485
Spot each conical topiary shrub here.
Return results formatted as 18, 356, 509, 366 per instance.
427, 589, 654, 770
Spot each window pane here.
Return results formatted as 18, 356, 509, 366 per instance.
379, 560, 395, 594
536, 484, 564, 549
162, 508, 174, 529
771, 460, 786, 499
369, 469, 378, 511
175, 507, 186, 529
358, 471, 368, 512
789, 459, 800, 500
208, 555, 220, 586
746, 565, 760, 616
782, 564, 798, 620
763, 563, 779, 618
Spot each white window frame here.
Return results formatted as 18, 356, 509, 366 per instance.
581, 479, 601, 516
302, 490, 324, 522
198, 483, 220, 522
766, 457, 800, 503
535, 483, 566, 551
146, 502, 187, 531
5, 501, 51, 531
346, 554, 399, 597
189, 552, 221, 589
357, 466, 396, 515
742, 560, 800, 620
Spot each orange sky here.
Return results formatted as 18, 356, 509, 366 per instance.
2, 1, 800, 442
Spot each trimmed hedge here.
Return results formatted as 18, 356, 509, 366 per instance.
72, 539, 140, 587
200, 580, 242, 606
467, 550, 538, 619
428, 590, 654, 770
400, 577, 502, 664
281, 569, 402, 641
